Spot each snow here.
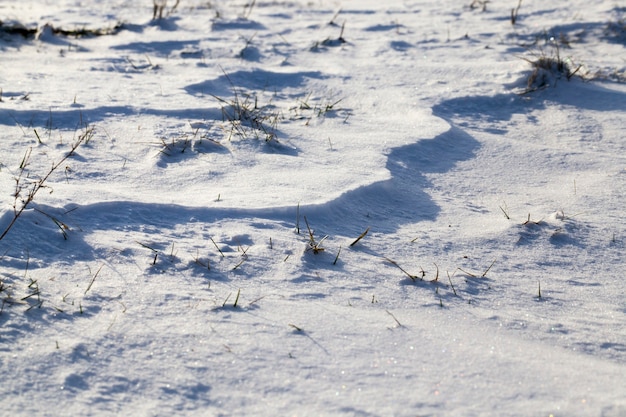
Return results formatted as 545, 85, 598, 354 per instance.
1, 0, 625, 415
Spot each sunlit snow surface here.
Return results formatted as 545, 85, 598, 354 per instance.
1, 0, 625, 415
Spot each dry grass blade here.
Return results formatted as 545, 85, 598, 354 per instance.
511, 0, 522, 25
456, 267, 477, 278
85, 264, 104, 295
333, 245, 342, 265
481, 258, 497, 277
384, 257, 419, 281
350, 227, 370, 247
33, 208, 70, 239
232, 258, 246, 270
429, 263, 439, 282
385, 310, 402, 328
136, 241, 160, 265
210, 237, 225, 257
447, 271, 458, 296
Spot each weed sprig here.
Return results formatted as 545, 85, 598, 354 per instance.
207, 67, 282, 142
304, 216, 327, 254
0, 125, 93, 241
520, 39, 583, 93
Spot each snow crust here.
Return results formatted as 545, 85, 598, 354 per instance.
1, 0, 625, 415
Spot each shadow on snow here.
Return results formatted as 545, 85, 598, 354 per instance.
0, 105, 223, 130
0, 125, 479, 263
